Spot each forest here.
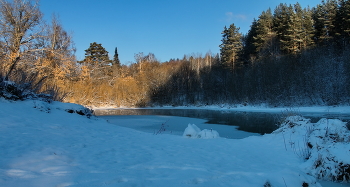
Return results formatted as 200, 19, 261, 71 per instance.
1, 0, 350, 107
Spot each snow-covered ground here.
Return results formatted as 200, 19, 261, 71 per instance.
1, 99, 350, 186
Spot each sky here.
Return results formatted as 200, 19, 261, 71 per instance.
40, 0, 322, 64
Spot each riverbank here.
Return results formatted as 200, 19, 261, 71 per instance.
1, 99, 349, 186
93, 104, 350, 114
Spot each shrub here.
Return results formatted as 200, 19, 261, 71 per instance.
0, 76, 53, 102
275, 115, 350, 182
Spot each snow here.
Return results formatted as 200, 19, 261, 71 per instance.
274, 116, 350, 184
1, 99, 350, 186
183, 124, 201, 138
183, 124, 220, 139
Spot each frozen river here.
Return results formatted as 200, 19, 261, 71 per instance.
95, 108, 350, 139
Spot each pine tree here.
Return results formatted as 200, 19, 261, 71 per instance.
219, 23, 243, 69
253, 8, 276, 56
324, 0, 339, 39
301, 6, 315, 48
273, 3, 294, 53
79, 42, 111, 66
287, 3, 315, 53
313, 4, 326, 44
292, 3, 304, 53
313, 0, 339, 45
337, 0, 350, 44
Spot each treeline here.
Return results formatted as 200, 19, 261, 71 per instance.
244, 0, 350, 61
1, 0, 350, 107
153, 0, 350, 107
152, 46, 350, 106
220, 0, 350, 66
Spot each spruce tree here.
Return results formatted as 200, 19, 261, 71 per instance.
113, 47, 121, 66
242, 19, 258, 61
219, 23, 243, 69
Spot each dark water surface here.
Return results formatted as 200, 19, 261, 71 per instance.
94, 108, 350, 135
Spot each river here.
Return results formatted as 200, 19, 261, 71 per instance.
94, 108, 350, 139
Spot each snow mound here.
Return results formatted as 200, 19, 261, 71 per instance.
30, 100, 92, 117
51, 101, 92, 117
183, 124, 201, 137
183, 124, 219, 139
197, 129, 220, 139
274, 115, 350, 182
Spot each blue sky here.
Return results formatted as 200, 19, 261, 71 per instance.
40, 0, 321, 64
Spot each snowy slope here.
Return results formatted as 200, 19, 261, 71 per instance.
0, 99, 349, 186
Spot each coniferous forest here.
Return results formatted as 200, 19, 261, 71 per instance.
1, 0, 350, 107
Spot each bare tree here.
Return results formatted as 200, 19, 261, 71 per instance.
0, 0, 42, 80
36, 14, 76, 78
134, 52, 144, 72
46, 15, 75, 57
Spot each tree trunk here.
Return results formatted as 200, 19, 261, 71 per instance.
4, 56, 20, 81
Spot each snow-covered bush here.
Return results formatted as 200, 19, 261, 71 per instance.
183, 124, 219, 139
0, 77, 52, 102
275, 115, 350, 182
0, 77, 92, 117
274, 108, 303, 128
0, 79, 28, 100
274, 115, 312, 133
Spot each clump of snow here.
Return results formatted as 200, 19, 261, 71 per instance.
197, 129, 220, 139
183, 124, 219, 139
183, 124, 201, 138
274, 115, 350, 182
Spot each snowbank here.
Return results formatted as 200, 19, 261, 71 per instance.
274, 115, 350, 182
183, 124, 220, 139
